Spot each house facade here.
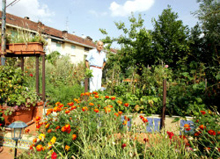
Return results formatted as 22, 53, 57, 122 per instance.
0, 11, 96, 64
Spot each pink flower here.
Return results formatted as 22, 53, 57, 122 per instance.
167, 131, 174, 139
165, 65, 169, 68
51, 152, 57, 159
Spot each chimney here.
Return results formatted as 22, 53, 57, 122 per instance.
24, 16, 30, 20
81, 34, 86, 39
86, 36, 93, 42
37, 21, 45, 33
62, 30, 68, 39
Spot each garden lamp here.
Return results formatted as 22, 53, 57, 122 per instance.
8, 121, 27, 159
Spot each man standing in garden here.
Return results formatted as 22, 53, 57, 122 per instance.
85, 41, 107, 92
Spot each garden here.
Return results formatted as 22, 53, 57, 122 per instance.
0, 1, 220, 159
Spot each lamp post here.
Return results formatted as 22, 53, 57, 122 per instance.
7, 121, 27, 159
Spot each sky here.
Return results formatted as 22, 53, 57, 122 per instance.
1, 0, 200, 48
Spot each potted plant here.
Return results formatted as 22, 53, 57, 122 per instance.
0, 65, 40, 125
4, 29, 47, 53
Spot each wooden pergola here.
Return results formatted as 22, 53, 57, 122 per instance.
5, 49, 46, 102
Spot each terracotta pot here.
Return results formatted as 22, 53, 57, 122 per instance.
0, 106, 35, 126
7, 42, 44, 54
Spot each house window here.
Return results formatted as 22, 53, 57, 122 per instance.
71, 45, 75, 49
84, 47, 90, 52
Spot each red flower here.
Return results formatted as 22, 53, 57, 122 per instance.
70, 106, 77, 110
167, 131, 174, 139
55, 126, 60, 129
25, 129, 30, 133
142, 118, 148, 123
0, 124, 2, 127
105, 96, 109, 99
94, 95, 99, 98
121, 143, 126, 149
199, 125, 206, 130
114, 113, 119, 117
51, 152, 57, 159
72, 134, 77, 140
184, 124, 191, 131
139, 115, 144, 119
194, 131, 201, 137
94, 108, 99, 113
124, 103, 129, 107
111, 96, 116, 100
179, 135, 186, 139
143, 138, 148, 143
208, 130, 216, 136
29, 73, 33, 77
67, 102, 74, 106
200, 110, 206, 115
65, 110, 70, 114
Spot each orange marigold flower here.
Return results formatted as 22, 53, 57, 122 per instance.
199, 125, 206, 130
184, 124, 191, 131
67, 102, 74, 106
124, 103, 129, 107
94, 108, 99, 113
122, 120, 127, 125
118, 111, 123, 115
81, 93, 85, 96
139, 115, 144, 119
196, 119, 199, 123
208, 130, 216, 136
61, 126, 66, 132
104, 107, 111, 113
204, 147, 211, 151
124, 116, 130, 121
194, 131, 201, 137
36, 124, 41, 129
218, 131, 220, 135
200, 110, 206, 115
36, 145, 43, 151
85, 92, 90, 96
89, 103, 94, 106
25, 129, 30, 133
46, 109, 53, 116
33, 138, 37, 143
72, 134, 77, 140
105, 96, 109, 99
65, 110, 70, 114
142, 118, 148, 123
59, 104, 64, 108
55, 102, 60, 105
35, 116, 41, 122
65, 145, 70, 151
47, 129, 52, 133
29, 145, 33, 150
117, 100, 122, 104
70, 106, 77, 110
114, 113, 119, 117
94, 95, 99, 98
65, 124, 71, 130
92, 91, 98, 95
111, 96, 116, 100
45, 124, 50, 129
82, 107, 88, 112
55, 126, 60, 129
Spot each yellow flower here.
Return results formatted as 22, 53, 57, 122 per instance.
65, 145, 70, 151
50, 136, 56, 144
38, 134, 45, 141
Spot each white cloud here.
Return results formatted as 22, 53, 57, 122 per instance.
109, 0, 155, 17
89, 10, 107, 17
1, 0, 55, 23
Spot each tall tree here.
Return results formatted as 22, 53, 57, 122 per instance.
152, 6, 190, 68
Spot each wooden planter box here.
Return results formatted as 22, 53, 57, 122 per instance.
0, 106, 35, 126
7, 42, 44, 54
